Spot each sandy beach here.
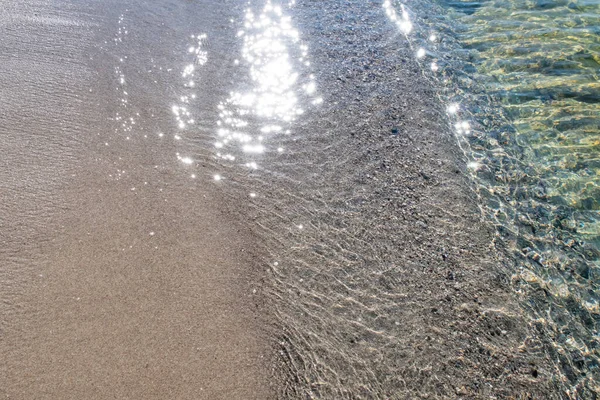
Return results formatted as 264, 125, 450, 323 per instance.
0, 0, 571, 398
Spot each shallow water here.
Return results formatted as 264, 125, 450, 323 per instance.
2, 0, 597, 397
385, 0, 600, 395
201, 0, 563, 397
148, 0, 598, 396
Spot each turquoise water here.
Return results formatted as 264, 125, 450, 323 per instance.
387, 0, 600, 395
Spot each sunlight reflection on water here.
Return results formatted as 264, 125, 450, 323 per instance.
171, 34, 208, 170
213, 0, 320, 178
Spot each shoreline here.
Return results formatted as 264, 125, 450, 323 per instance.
217, 1, 564, 397
0, 0, 569, 398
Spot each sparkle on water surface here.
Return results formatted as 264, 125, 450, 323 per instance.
205, 0, 320, 189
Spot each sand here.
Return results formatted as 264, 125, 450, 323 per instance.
0, 0, 275, 398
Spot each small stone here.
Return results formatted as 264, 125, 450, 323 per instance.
455, 386, 468, 395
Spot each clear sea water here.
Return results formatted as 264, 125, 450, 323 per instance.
385, 0, 600, 394
98, 0, 600, 396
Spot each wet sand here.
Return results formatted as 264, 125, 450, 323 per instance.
1, 0, 564, 399
0, 0, 275, 398
1, 169, 275, 399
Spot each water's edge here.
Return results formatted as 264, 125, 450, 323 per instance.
212, 0, 566, 397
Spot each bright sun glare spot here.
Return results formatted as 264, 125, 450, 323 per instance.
447, 103, 459, 114
467, 161, 481, 171
211, 2, 321, 175
383, 0, 413, 34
